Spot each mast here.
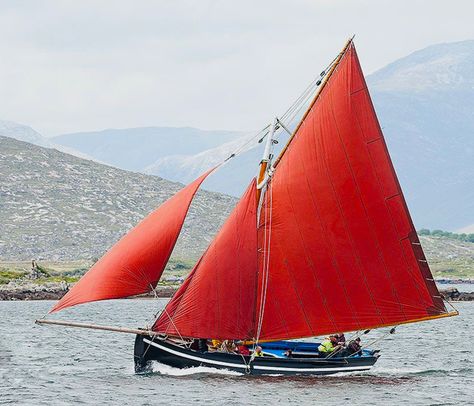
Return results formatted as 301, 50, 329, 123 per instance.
256, 117, 278, 207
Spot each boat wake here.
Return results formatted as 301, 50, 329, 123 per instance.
372, 367, 450, 376
149, 361, 243, 377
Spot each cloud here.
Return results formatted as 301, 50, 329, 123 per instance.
0, 0, 472, 135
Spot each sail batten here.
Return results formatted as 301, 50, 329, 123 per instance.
50, 169, 214, 313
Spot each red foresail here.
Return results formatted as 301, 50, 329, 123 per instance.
254, 42, 449, 341
153, 180, 258, 340
50, 170, 214, 313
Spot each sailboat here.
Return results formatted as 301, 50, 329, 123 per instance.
36, 38, 458, 376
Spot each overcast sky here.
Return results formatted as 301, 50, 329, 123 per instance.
0, 0, 472, 136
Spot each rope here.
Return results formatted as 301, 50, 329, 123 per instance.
326, 330, 364, 359
223, 125, 270, 163
278, 55, 339, 130
162, 306, 186, 344
348, 327, 397, 358
59, 324, 131, 363
255, 181, 273, 346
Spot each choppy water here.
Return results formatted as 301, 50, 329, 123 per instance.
1, 299, 473, 405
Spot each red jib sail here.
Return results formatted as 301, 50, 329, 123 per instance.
253, 42, 449, 341
50, 170, 214, 313
153, 180, 258, 339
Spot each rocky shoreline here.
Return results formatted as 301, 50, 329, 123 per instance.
0, 281, 178, 301
439, 287, 474, 302
0, 281, 472, 302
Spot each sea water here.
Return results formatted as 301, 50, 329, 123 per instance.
1, 299, 473, 405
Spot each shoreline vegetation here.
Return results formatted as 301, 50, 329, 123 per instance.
0, 259, 189, 301
1, 229, 473, 301
0, 258, 473, 302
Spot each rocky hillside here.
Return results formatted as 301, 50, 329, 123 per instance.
368, 40, 474, 231
0, 136, 236, 261
419, 235, 474, 279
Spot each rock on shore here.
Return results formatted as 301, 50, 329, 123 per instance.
1, 281, 472, 302
0, 281, 178, 301
440, 288, 474, 301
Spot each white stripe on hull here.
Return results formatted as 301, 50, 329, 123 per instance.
143, 339, 372, 373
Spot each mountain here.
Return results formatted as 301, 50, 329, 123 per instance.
145, 40, 474, 230
0, 119, 96, 161
144, 132, 269, 196
458, 224, 474, 234
48, 40, 474, 231
0, 120, 53, 148
0, 136, 236, 262
52, 127, 240, 172
367, 40, 474, 230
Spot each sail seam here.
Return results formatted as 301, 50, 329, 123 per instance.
350, 46, 446, 312
284, 153, 338, 334
346, 93, 411, 319
301, 117, 363, 331
330, 87, 408, 322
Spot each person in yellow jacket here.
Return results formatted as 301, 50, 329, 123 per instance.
253, 346, 264, 357
210, 339, 222, 351
318, 335, 340, 357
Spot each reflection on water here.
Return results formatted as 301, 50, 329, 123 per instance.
1, 300, 473, 405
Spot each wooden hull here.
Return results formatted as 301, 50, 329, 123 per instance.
134, 335, 379, 376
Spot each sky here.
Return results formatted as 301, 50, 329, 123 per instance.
0, 0, 473, 136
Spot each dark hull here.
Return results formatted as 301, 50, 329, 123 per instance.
134, 335, 379, 376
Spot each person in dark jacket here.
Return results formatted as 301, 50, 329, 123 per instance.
346, 337, 362, 356
335, 333, 346, 346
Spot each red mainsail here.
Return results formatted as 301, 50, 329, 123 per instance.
253, 42, 448, 340
50, 170, 213, 313
153, 180, 258, 339
153, 41, 451, 341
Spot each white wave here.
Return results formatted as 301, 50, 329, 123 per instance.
150, 361, 243, 377
371, 367, 431, 375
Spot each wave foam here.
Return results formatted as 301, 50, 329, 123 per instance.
149, 362, 243, 377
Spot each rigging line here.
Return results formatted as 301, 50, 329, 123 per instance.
283, 80, 322, 128
278, 56, 339, 129
279, 77, 319, 121
258, 183, 271, 340
224, 125, 270, 163
59, 324, 130, 362
162, 305, 185, 343
255, 189, 268, 344
280, 79, 319, 124
326, 329, 366, 359
144, 283, 165, 329
354, 327, 398, 356
279, 54, 339, 123
255, 181, 273, 345
255, 167, 273, 341
254, 200, 266, 346
444, 297, 459, 314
